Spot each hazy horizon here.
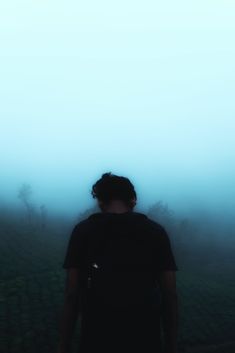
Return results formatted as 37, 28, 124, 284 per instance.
1, 1, 235, 220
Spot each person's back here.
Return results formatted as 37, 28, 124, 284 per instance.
58, 172, 178, 353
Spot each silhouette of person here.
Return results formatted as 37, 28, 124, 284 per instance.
57, 172, 178, 353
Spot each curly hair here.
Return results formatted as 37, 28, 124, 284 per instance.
91, 172, 137, 209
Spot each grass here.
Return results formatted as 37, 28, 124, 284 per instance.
1, 268, 234, 353
0, 224, 234, 353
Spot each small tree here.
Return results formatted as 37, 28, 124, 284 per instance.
18, 183, 34, 223
40, 204, 47, 229
147, 200, 175, 232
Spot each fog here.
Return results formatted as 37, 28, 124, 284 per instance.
2, 116, 234, 219
1, 1, 235, 219
1, 3, 235, 352
1, 1, 235, 278
0, 1, 235, 228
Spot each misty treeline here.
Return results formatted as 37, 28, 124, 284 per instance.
17, 183, 47, 229
0, 183, 234, 273
0, 183, 71, 235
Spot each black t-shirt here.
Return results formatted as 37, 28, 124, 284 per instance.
63, 211, 178, 273
62, 211, 178, 353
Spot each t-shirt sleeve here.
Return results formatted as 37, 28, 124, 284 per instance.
154, 225, 178, 271
62, 223, 87, 269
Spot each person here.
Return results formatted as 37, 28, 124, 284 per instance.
57, 172, 178, 353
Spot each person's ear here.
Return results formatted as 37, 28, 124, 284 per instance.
131, 198, 137, 207
98, 199, 106, 211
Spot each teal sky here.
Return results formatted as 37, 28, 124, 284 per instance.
0, 1, 235, 218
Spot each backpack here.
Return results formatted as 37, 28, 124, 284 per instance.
82, 218, 162, 312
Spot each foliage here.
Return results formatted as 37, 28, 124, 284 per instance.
147, 200, 175, 232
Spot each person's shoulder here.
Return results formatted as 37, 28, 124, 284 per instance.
73, 212, 107, 232
129, 212, 166, 236
72, 217, 92, 234
146, 217, 165, 231
143, 216, 168, 238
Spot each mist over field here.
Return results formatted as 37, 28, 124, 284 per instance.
1, 2, 235, 220
0, 1, 235, 353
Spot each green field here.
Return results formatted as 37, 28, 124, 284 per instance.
1, 226, 235, 353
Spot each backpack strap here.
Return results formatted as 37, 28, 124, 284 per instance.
85, 220, 109, 288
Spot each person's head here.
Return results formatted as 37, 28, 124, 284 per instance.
91, 172, 137, 212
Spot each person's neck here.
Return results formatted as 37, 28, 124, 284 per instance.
103, 201, 132, 214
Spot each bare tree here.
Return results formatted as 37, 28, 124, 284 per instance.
40, 204, 47, 229
18, 183, 34, 223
